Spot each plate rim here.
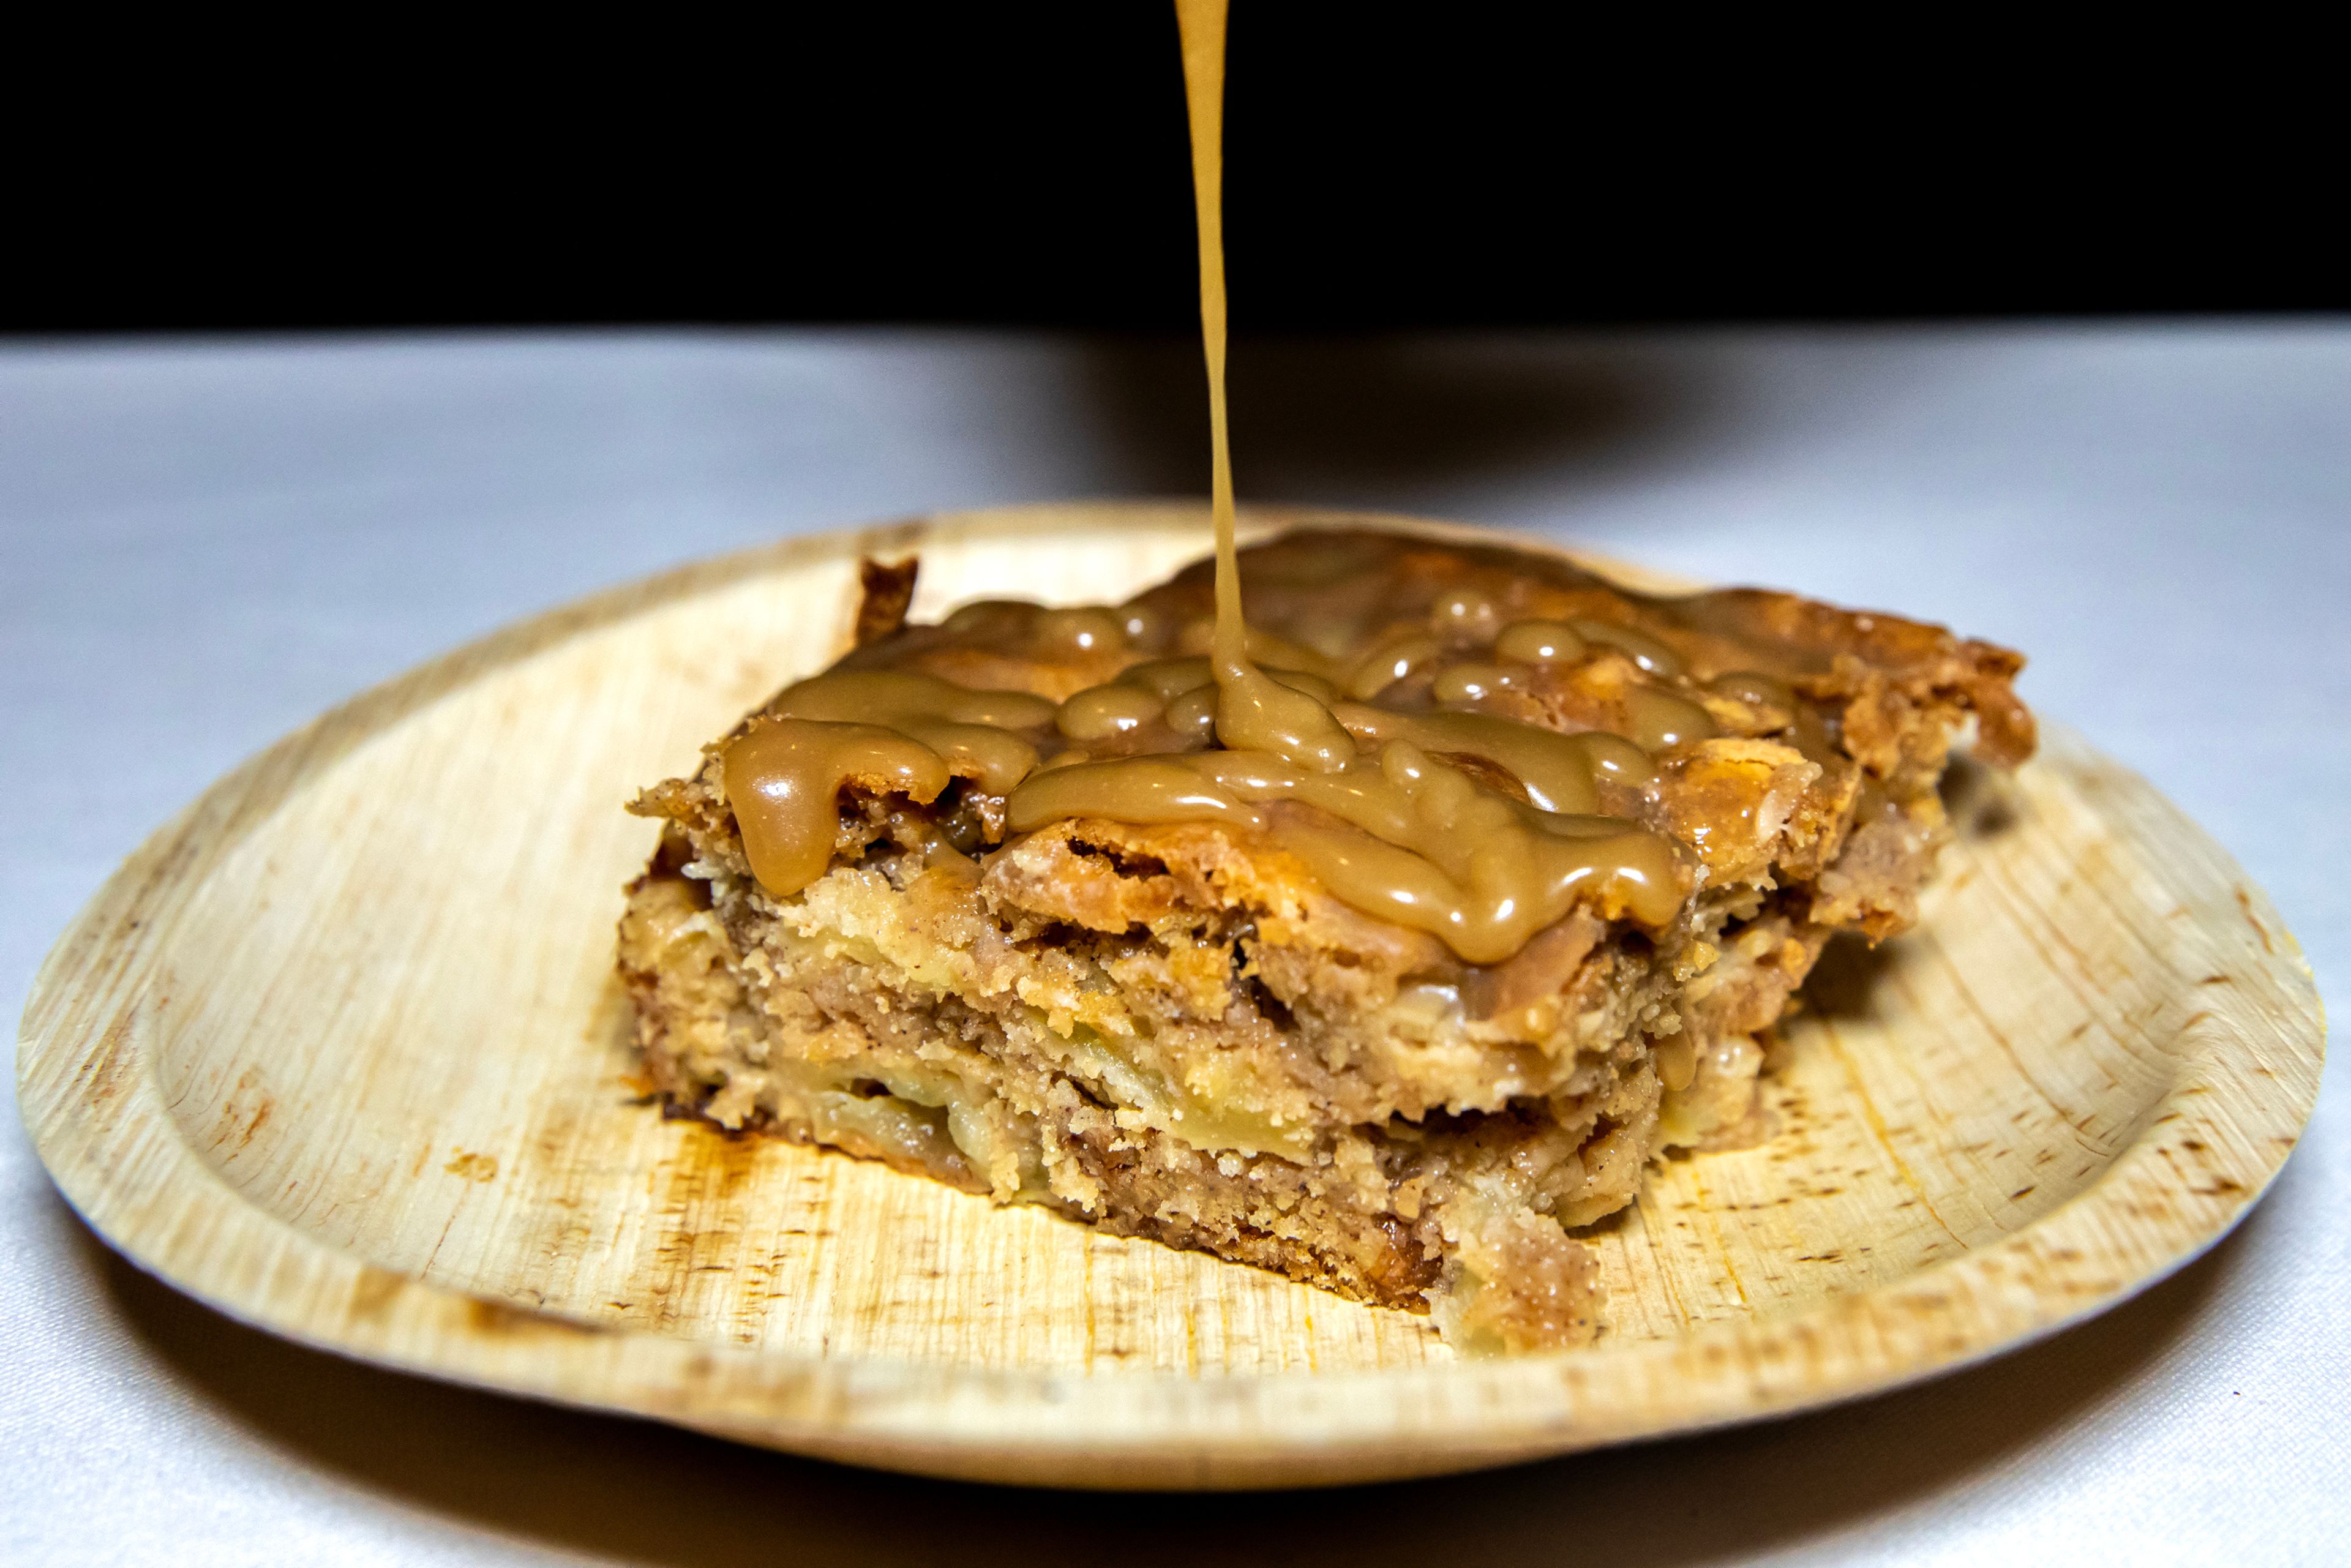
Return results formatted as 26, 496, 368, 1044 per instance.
16, 501, 2327, 1489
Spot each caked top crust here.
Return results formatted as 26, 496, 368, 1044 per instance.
644, 528, 2033, 966
1123, 530, 2036, 771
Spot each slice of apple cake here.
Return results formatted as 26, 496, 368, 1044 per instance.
617, 528, 2032, 1352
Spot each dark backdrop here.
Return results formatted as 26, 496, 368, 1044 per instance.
12, 6, 2336, 335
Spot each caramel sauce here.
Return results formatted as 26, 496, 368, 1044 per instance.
721, 672, 1054, 893
1006, 738, 1681, 963
767, 670, 1056, 791
1176, 0, 1357, 778
714, 0, 1708, 962
724, 720, 950, 895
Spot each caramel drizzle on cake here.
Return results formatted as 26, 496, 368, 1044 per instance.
722, 0, 1706, 966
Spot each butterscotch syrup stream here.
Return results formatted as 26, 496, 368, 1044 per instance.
716, 0, 1690, 964
1177, 0, 1354, 770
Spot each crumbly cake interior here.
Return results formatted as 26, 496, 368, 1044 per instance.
618, 529, 2033, 1353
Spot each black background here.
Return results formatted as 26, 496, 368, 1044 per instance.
12, 6, 2337, 335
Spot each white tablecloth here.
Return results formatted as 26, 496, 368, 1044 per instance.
5, 327, 2344, 1566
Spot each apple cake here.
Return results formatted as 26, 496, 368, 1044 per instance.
616, 528, 2033, 1352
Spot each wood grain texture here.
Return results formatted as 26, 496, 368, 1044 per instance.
17, 501, 2326, 1488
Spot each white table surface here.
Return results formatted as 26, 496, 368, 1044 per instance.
4, 326, 2344, 1566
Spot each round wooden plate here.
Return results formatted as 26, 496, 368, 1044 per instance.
17, 503, 2325, 1490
